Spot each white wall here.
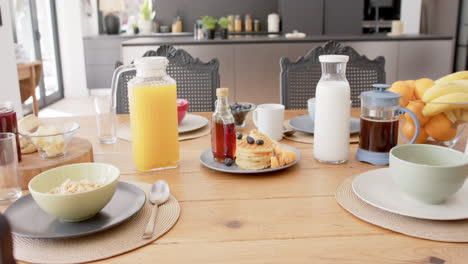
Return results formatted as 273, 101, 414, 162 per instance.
0, 0, 22, 116
55, 1, 89, 98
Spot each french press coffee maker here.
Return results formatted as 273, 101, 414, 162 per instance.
356, 84, 421, 165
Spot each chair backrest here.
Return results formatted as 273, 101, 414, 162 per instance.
280, 41, 385, 109
116, 45, 220, 114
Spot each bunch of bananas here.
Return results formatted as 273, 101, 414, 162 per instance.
421, 71, 468, 121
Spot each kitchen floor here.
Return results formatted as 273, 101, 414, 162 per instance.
38, 90, 110, 118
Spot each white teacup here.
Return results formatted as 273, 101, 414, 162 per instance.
307, 98, 315, 121
253, 104, 285, 141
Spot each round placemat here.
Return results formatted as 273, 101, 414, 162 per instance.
336, 176, 468, 242
284, 121, 359, 144
179, 124, 210, 141
13, 181, 180, 264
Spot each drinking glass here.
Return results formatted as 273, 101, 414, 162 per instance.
94, 96, 117, 144
0, 133, 21, 203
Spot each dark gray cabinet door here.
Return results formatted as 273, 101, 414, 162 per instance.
324, 0, 364, 35
278, 0, 323, 34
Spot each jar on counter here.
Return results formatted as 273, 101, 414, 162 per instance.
244, 14, 253, 32
172, 16, 183, 33
268, 13, 280, 33
234, 15, 242, 32
227, 15, 235, 32
193, 22, 199, 40
254, 19, 261, 32
197, 21, 204, 40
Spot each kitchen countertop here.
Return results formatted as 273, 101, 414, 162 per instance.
83, 32, 194, 39
120, 34, 453, 46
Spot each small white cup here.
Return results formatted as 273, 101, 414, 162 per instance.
307, 98, 315, 121
253, 104, 285, 141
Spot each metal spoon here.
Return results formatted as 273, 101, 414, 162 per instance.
142, 180, 170, 239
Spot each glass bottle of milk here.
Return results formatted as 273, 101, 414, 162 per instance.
313, 55, 350, 164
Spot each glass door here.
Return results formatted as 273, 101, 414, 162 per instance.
12, 0, 64, 113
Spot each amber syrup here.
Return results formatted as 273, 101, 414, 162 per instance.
211, 121, 236, 163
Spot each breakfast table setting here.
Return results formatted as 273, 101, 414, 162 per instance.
2, 56, 468, 263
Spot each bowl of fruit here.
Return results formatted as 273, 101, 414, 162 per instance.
177, 98, 189, 125
230, 102, 256, 128
388, 73, 468, 148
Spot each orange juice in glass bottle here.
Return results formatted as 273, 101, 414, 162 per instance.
126, 57, 179, 171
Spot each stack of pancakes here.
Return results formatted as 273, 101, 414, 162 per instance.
235, 130, 279, 170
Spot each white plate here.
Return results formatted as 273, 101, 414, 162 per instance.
179, 114, 209, 133
352, 168, 468, 220
200, 144, 300, 174
289, 115, 360, 134
4, 182, 145, 238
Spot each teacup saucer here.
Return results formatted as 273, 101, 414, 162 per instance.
352, 168, 468, 220
289, 115, 360, 134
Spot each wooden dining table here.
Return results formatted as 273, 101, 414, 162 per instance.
4, 109, 468, 263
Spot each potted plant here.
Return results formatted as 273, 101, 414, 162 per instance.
139, 0, 155, 35
133, 24, 140, 35
201, 16, 217, 39
218, 17, 231, 39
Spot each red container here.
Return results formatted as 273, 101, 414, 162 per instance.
0, 104, 22, 162
177, 99, 189, 125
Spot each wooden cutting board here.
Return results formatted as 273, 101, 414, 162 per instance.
19, 137, 94, 190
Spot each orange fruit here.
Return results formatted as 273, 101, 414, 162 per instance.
388, 81, 414, 107
402, 121, 428, 144
415, 78, 434, 100
424, 113, 457, 142
405, 80, 416, 89
271, 156, 280, 169
403, 101, 429, 125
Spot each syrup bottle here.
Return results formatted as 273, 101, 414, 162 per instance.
211, 88, 236, 163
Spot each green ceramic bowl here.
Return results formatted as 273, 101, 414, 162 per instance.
390, 144, 468, 204
28, 163, 120, 222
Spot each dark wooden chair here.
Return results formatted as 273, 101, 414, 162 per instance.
115, 45, 220, 114
280, 41, 386, 109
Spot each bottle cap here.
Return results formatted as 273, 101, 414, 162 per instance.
216, 88, 229, 97
319, 55, 349, 63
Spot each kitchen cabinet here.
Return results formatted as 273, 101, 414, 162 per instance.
120, 37, 453, 104
83, 38, 121, 89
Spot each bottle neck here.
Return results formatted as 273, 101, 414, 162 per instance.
136, 65, 167, 78
216, 96, 229, 113
321, 62, 347, 79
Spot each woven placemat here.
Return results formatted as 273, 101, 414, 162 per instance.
336, 176, 468, 242
283, 120, 359, 144
13, 181, 180, 264
117, 123, 210, 142
179, 124, 210, 141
